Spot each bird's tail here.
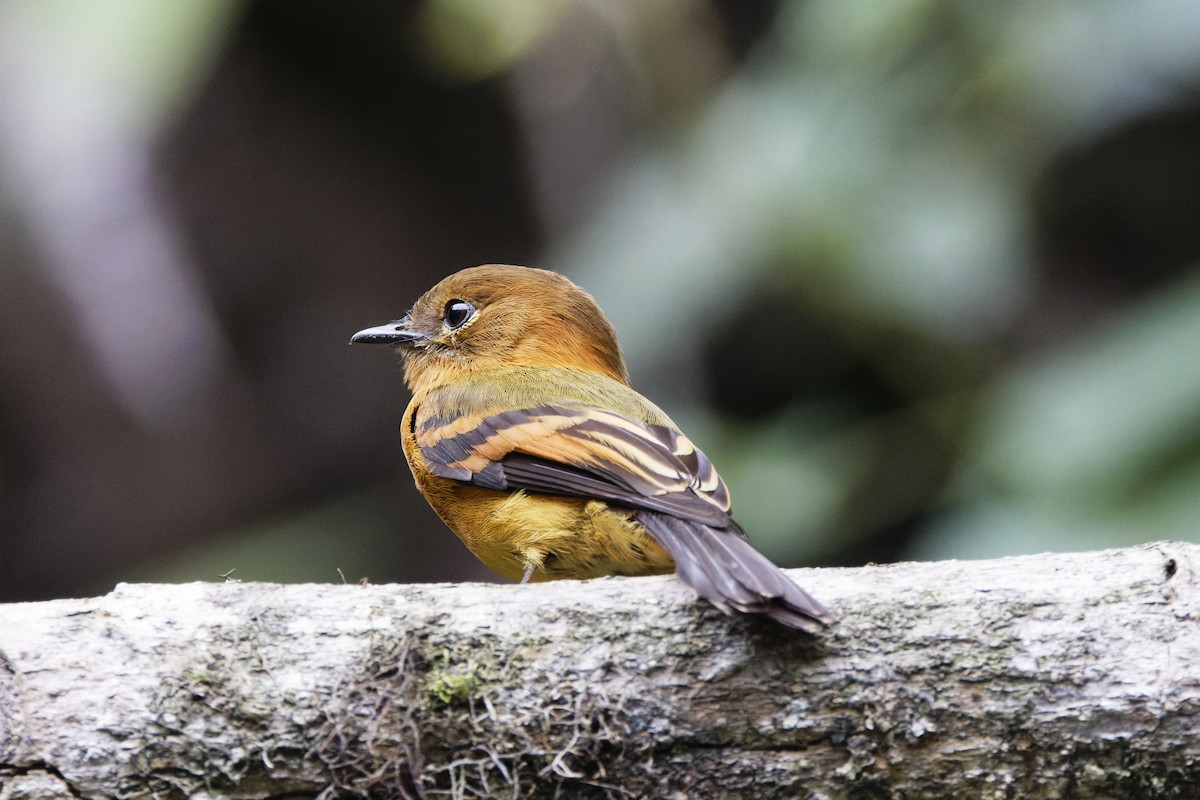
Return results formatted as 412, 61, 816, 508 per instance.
638, 511, 834, 634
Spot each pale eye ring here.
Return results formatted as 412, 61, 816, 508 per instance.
443, 299, 475, 330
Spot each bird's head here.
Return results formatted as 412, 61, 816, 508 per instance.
351, 265, 629, 393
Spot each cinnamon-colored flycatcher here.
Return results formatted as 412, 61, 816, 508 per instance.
352, 265, 832, 632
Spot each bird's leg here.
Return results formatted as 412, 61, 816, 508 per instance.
520, 563, 536, 584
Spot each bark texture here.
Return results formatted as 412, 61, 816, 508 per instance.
0, 542, 1196, 799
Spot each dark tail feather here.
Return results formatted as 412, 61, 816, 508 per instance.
638, 511, 834, 634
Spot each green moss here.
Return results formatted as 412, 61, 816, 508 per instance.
181, 668, 216, 688
423, 661, 484, 704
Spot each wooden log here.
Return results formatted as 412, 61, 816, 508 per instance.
0, 542, 1196, 799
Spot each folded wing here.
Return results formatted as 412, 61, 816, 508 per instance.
417, 404, 833, 632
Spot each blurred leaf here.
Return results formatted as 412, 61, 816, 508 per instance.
417, 0, 570, 81
978, 267, 1200, 503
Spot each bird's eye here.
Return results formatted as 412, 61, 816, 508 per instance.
443, 299, 475, 330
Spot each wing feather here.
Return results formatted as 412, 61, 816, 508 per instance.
418, 404, 732, 524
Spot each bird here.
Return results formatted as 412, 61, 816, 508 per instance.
351, 265, 833, 632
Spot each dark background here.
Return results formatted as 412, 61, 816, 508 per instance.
2, 0, 1199, 602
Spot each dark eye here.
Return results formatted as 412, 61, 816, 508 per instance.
443, 299, 475, 330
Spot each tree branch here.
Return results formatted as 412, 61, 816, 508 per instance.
1, 542, 1196, 799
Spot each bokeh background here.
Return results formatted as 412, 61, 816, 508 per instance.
2, 0, 1199, 603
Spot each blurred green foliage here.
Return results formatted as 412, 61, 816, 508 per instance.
7, 0, 1199, 596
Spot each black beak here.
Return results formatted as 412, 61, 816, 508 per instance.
349, 318, 426, 345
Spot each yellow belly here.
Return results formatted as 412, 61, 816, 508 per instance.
417, 474, 674, 582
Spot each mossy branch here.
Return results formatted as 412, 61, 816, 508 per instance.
1, 542, 1197, 799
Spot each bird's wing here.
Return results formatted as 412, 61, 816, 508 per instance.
417, 404, 733, 527
417, 403, 834, 632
